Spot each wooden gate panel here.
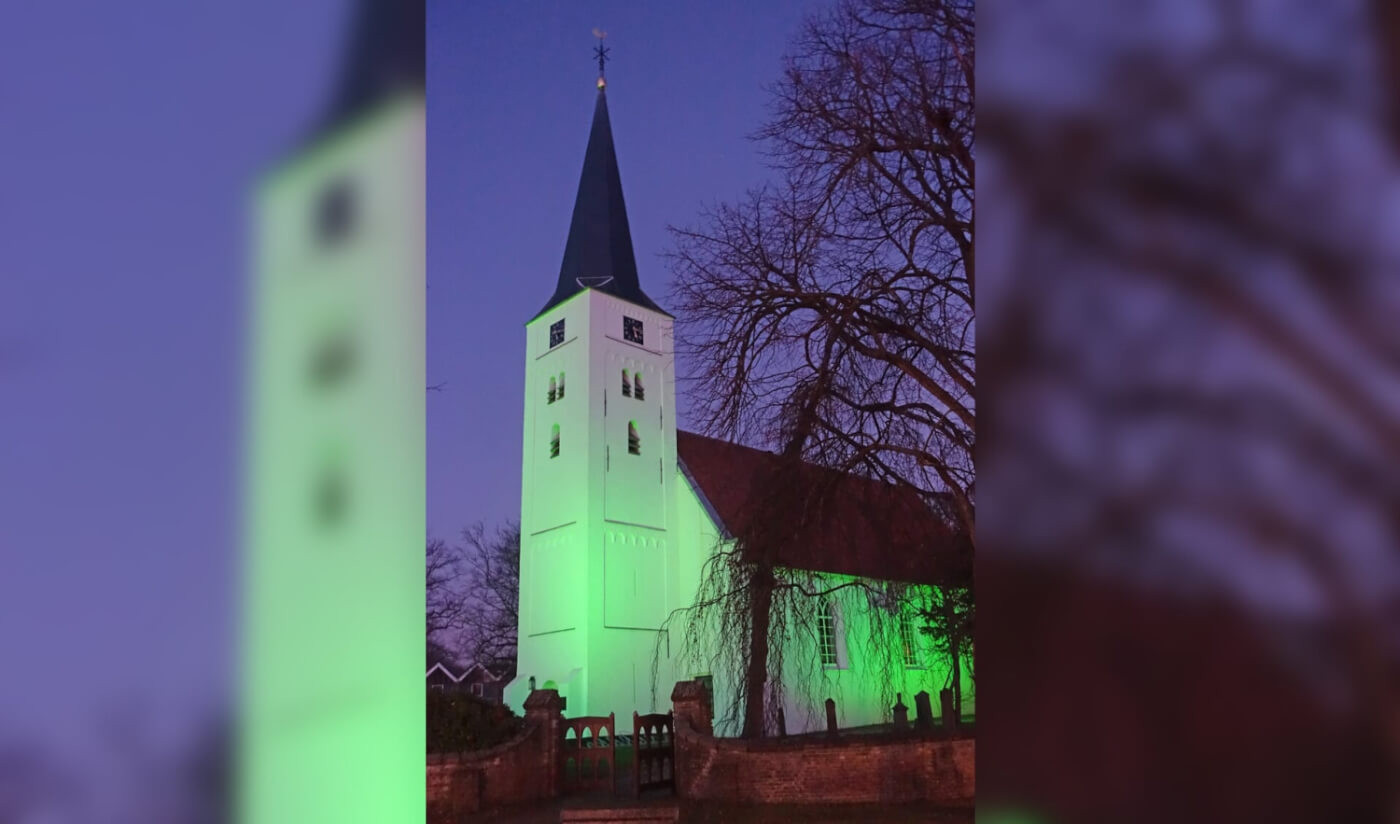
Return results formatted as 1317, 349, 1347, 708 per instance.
561, 713, 616, 795
632, 711, 674, 797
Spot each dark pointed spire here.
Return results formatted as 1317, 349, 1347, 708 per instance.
308, 0, 425, 144
537, 85, 669, 319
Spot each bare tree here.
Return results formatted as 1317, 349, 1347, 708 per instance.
665, 0, 974, 737
454, 521, 521, 675
427, 521, 519, 675
426, 535, 465, 643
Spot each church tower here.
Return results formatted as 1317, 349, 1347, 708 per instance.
504, 71, 680, 726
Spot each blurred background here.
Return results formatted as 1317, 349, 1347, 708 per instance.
0, 1, 377, 821
980, 0, 1400, 820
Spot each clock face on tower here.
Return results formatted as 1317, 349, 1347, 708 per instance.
623, 316, 644, 345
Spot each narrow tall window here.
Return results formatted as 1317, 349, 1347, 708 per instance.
548, 376, 557, 404
549, 319, 565, 348
557, 371, 565, 399
628, 421, 641, 455
621, 369, 632, 398
633, 371, 645, 401
899, 614, 919, 667
550, 424, 560, 459
818, 602, 839, 667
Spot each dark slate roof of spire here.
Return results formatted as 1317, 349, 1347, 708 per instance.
536, 89, 669, 320
306, 0, 425, 145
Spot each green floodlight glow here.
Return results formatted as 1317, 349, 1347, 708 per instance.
506, 287, 973, 736
239, 92, 425, 823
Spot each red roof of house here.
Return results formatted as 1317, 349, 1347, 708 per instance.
675, 430, 969, 585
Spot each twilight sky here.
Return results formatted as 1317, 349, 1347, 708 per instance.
426, 0, 814, 539
0, 0, 817, 760
0, 0, 347, 753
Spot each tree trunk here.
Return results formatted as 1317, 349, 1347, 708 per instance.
943, 587, 963, 720
741, 562, 775, 738
950, 629, 962, 721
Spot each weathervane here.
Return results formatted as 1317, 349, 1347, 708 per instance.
592, 28, 609, 89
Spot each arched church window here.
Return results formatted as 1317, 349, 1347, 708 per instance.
633, 372, 645, 401
548, 376, 557, 404
818, 601, 839, 667
528, 676, 536, 692
550, 424, 560, 459
621, 369, 631, 398
628, 421, 641, 455
557, 372, 565, 399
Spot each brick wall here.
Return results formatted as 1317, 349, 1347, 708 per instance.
671, 682, 974, 806
428, 684, 973, 818
427, 689, 564, 822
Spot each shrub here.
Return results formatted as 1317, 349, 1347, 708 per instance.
426, 690, 523, 754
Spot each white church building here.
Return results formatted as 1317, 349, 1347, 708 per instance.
502, 80, 971, 736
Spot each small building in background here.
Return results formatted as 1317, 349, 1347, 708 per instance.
426, 659, 507, 703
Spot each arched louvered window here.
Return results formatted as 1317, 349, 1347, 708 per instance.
633, 371, 645, 401
557, 371, 565, 399
621, 369, 632, 398
550, 424, 560, 459
627, 421, 641, 455
548, 376, 557, 404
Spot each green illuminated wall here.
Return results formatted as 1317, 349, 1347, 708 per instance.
240, 93, 425, 822
670, 472, 974, 736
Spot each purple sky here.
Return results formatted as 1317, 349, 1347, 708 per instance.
0, 0, 343, 749
427, 1, 814, 539
0, 0, 815, 756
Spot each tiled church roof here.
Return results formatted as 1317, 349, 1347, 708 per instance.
676, 430, 970, 586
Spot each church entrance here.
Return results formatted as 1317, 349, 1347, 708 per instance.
559, 710, 675, 799
560, 713, 617, 796
631, 711, 675, 797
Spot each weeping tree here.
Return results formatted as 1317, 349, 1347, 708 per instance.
662, 0, 974, 737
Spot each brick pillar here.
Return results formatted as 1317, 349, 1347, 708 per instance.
671, 679, 713, 736
523, 688, 565, 798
